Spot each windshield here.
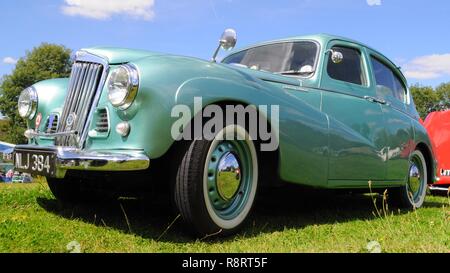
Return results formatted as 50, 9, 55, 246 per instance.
222, 41, 318, 76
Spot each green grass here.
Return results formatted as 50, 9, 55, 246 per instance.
0, 180, 448, 253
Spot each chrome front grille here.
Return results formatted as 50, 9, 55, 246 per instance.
56, 61, 104, 146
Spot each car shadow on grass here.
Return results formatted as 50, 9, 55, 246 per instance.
36, 185, 445, 243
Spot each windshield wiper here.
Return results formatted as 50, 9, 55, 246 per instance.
276, 70, 314, 76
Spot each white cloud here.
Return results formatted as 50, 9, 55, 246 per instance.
403, 54, 450, 80
2, 57, 17, 65
61, 0, 156, 21
367, 0, 382, 6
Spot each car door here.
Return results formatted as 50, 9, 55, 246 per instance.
320, 41, 387, 183
368, 51, 413, 181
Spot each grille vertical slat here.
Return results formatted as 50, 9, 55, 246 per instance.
56, 61, 104, 146
74, 64, 94, 115
59, 64, 80, 129
78, 65, 101, 128
73, 64, 92, 131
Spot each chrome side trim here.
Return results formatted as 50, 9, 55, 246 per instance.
428, 185, 449, 192
28, 129, 78, 138
13, 145, 150, 179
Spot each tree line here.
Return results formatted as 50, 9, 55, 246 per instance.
410, 83, 450, 119
0, 44, 71, 143
0, 43, 449, 144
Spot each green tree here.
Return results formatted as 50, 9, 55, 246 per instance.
0, 43, 72, 143
435, 82, 450, 102
410, 84, 438, 119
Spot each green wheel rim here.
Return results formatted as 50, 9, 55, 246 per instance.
407, 154, 425, 203
206, 140, 253, 220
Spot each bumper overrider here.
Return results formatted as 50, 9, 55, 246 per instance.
12, 145, 150, 179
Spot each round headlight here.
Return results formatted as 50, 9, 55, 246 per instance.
18, 87, 38, 119
107, 64, 139, 110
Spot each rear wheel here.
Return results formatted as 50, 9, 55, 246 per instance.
173, 124, 259, 237
392, 150, 428, 209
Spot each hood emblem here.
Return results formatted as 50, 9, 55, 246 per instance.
66, 112, 77, 128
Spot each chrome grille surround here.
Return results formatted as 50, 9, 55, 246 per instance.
56, 51, 109, 148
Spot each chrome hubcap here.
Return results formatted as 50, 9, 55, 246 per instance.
408, 156, 424, 203
217, 152, 242, 201
206, 140, 253, 220
409, 164, 421, 194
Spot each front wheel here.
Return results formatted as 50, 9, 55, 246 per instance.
173, 124, 259, 237
47, 177, 110, 204
47, 177, 82, 204
392, 150, 428, 209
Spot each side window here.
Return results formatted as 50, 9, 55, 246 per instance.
327, 46, 366, 85
393, 76, 406, 103
371, 56, 406, 103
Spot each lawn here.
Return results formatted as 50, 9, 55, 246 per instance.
0, 180, 448, 253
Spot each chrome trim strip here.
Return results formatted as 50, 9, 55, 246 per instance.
13, 145, 150, 179
29, 129, 78, 138
428, 185, 449, 192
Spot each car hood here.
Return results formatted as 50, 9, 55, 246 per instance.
81, 47, 167, 64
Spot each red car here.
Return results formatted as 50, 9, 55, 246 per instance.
423, 110, 450, 193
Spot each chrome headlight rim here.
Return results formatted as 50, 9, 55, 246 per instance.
107, 64, 139, 110
18, 87, 38, 120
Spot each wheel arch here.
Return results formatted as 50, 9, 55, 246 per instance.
173, 98, 281, 188
415, 142, 435, 184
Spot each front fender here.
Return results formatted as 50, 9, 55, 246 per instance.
174, 76, 279, 133
29, 78, 69, 131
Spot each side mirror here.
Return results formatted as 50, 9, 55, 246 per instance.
212, 28, 237, 62
326, 49, 344, 64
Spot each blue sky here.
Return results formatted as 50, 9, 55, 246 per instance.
1, 0, 450, 87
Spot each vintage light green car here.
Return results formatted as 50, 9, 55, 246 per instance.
13, 30, 436, 236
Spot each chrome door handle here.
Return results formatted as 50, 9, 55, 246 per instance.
364, 96, 387, 105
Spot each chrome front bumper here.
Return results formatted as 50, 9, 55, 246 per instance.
13, 145, 150, 178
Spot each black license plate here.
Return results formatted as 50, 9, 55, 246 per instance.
13, 150, 56, 177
